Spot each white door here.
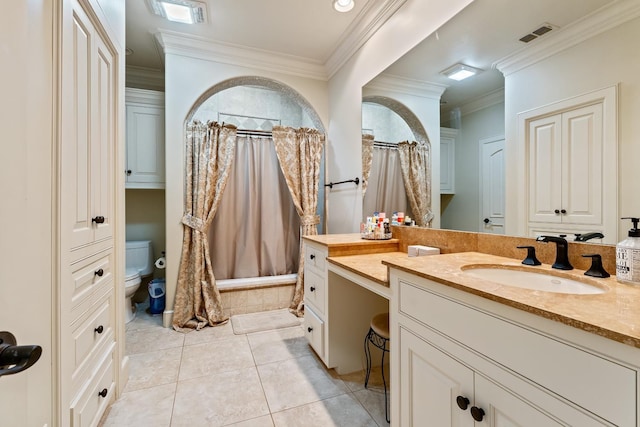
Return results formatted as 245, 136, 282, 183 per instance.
480, 137, 505, 234
400, 328, 474, 427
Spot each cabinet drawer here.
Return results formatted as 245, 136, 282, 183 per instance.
305, 245, 326, 274
70, 349, 115, 427
304, 305, 324, 359
304, 268, 325, 315
70, 250, 112, 320
71, 291, 114, 379
398, 279, 636, 426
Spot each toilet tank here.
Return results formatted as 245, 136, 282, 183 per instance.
126, 240, 154, 277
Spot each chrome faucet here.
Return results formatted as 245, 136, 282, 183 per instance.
536, 235, 573, 270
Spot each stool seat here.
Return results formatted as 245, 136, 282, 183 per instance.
370, 313, 389, 339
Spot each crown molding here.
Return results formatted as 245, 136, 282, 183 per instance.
126, 65, 165, 91
125, 87, 165, 104
457, 88, 505, 116
155, 29, 328, 81
495, 0, 640, 76
326, 0, 407, 78
365, 73, 447, 100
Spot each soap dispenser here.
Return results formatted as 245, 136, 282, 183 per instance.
616, 217, 640, 285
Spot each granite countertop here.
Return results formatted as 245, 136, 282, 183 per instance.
326, 252, 408, 286
303, 233, 399, 256
382, 251, 640, 349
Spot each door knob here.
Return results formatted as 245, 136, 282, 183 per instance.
94, 268, 104, 277
98, 388, 108, 398
483, 218, 490, 224
126, 170, 132, 176
554, 209, 560, 214
310, 286, 315, 292
92, 216, 105, 224
310, 254, 315, 260
94, 325, 104, 334
560, 209, 567, 214
0, 331, 42, 378
307, 327, 313, 333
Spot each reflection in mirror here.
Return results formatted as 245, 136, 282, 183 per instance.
361, 97, 433, 226
363, 0, 633, 244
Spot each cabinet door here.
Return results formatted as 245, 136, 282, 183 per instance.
126, 104, 165, 187
474, 376, 563, 427
62, 2, 115, 252
440, 128, 457, 194
528, 114, 562, 223
561, 103, 602, 225
399, 328, 474, 427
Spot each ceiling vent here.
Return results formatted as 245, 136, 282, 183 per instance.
519, 23, 555, 43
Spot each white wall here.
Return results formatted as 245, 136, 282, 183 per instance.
503, 15, 640, 240
441, 102, 505, 231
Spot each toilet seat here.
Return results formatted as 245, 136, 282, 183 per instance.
125, 267, 141, 288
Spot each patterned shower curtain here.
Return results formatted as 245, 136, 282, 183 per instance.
397, 140, 433, 227
361, 133, 374, 197
272, 126, 325, 316
173, 121, 237, 331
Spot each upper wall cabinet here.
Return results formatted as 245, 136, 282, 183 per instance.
125, 88, 165, 189
523, 87, 617, 243
440, 128, 457, 194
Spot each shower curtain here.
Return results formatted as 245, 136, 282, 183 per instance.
272, 126, 325, 316
173, 121, 237, 331
209, 134, 300, 280
363, 144, 410, 218
397, 140, 433, 227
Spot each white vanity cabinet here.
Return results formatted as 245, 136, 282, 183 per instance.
125, 88, 165, 189
390, 269, 639, 426
302, 241, 329, 362
440, 127, 457, 194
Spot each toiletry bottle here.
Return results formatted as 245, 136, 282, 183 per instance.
616, 217, 640, 285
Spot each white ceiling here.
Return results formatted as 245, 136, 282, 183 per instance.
125, 0, 616, 109
125, 0, 389, 71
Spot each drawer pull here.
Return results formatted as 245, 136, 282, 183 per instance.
456, 396, 470, 410
310, 286, 315, 292
92, 216, 105, 224
94, 268, 104, 277
98, 388, 108, 398
307, 327, 313, 333
94, 325, 104, 334
470, 406, 485, 421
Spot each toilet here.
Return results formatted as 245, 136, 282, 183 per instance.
125, 240, 154, 323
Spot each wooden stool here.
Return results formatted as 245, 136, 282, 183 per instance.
364, 312, 390, 423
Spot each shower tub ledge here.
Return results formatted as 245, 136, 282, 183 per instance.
217, 274, 297, 316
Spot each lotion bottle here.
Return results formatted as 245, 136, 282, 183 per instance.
616, 217, 640, 285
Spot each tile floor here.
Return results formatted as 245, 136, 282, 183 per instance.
100, 304, 390, 427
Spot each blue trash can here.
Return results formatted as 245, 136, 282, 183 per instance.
148, 278, 166, 315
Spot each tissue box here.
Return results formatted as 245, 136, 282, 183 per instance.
408, 245, 440, 257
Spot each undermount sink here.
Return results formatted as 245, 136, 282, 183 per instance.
461, 265, 607, 295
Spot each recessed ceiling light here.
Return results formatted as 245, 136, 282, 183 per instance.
333, 0, 355, 12
440, 63, 483, 81
147, 0, 207, 24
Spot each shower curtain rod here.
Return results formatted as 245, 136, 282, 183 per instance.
373, 141, 399, 149
236, 129, 273, 137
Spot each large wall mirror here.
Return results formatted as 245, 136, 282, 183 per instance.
362, 0, 639, 244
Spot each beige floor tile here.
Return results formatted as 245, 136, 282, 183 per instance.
182, 321, 235, 346
353, 388, 390, 426
247, 326, 310, 366
126, 310, 163, 331
224, 415, 274, 427
171, 367, 270, 426
126, 325, 185, 355
179, 335, 255, 381
339, 366, 387, 393
257, 355, 349, 413
271, 393, 378, 427
124, 346, 183, 392
99, 383, 175, 427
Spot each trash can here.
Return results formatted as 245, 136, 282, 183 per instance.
148, 278, 166, 315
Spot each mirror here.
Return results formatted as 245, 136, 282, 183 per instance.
362, 0, 634, 243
